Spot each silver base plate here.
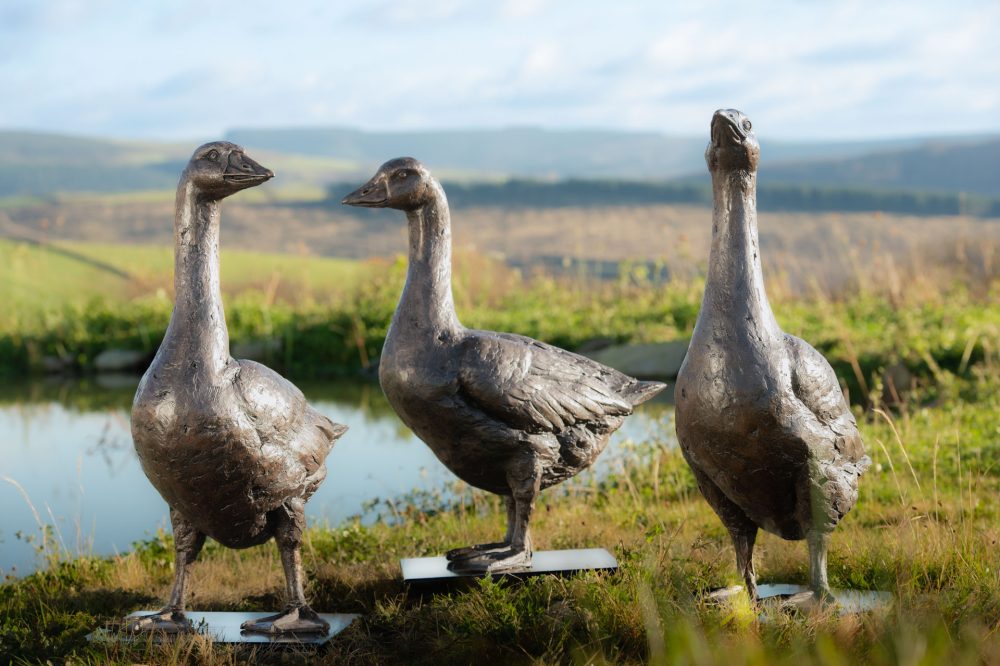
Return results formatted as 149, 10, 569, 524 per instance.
88, 611, 360, 645
401, 547, 618, 584
708, 583, 892, 614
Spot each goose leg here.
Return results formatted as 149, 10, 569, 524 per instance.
127, 508, 205, 633
731, 526, 759, 602
446, 496, 515, 561
448, 459, 540, 574
688, 463, 761, 603
241, 499, 330, 635
807, 529, 835, 602
782, 529, 837, 611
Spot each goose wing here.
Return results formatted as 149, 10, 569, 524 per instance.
234, 359, 347, 505
457, 331, 633, 434
784, 334, 866, 465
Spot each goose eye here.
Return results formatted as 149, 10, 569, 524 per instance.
206, 150, 219, 161
396, 170, 409, 180
742, 120, 752, 132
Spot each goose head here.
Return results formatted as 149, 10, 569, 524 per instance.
705, 109, 760, 174
341, 157, 435, 211
183, 141, 274, 200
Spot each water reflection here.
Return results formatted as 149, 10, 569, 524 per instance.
0, 377, 673, 577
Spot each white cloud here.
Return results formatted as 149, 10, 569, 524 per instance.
364, 0, 467, 25
500, 0, 547, 19
521, 43, 560, 79
0, 0, 997, 139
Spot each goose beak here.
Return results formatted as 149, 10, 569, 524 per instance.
342, 174, 388, 208
710, 109, 746, 148
223, 153, 274, 184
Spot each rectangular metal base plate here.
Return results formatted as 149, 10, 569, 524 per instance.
708, 583, 892, 615
401, 548, 618, 585
87, 611, 359, 645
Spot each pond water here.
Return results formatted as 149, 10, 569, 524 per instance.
0, 376, 673, 576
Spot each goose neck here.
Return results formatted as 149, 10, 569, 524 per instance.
162, 177, 230, 376
395, 182, 461, 336
704, 169, 779, 334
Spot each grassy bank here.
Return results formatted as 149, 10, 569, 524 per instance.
3, 366, 1000, 663
3, 243, 999, 409
0, 238, 370, 313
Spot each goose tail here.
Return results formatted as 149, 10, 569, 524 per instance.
318, 417, 349, 445
620, 380, 667, 407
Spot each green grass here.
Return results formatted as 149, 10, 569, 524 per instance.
0, 195, 51, 209
0, 239, 371, 315
3, 370, 1000, 663
1, 240, 130, 312
0, 239, 382, 375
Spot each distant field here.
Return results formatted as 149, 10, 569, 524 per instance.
3, 196, 1000, 305
0, 239, 371, 319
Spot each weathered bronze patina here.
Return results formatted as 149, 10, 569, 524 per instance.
674, 110, 871, 603
129, 142, 347, 634
343, 159, 665, 573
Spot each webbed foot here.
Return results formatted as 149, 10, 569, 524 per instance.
706, 585, 752, 604
445, 541, 510, 561
782, 588, 837, 612
240, 605, 330, 635
447, 546, 532, 574
125, 608, 193, 633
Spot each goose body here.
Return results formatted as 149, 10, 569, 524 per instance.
129, 142, 346, 634
133, 358, 340, 548
380, 329, 661, 495
344, 158, 665, 572
674, 110, 870, 602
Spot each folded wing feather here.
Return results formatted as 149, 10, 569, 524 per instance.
457, 332, 633, 434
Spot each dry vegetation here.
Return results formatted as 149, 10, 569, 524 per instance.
5, 200, 1000, 295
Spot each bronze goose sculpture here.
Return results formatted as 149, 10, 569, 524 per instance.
343, 158, 666, 573
129, 142, 347, 634
674, 110, 871, 603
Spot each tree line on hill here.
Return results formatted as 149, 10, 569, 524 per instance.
325, 178, 1000, 218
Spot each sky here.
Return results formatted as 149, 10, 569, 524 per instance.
1, 0, 998, 141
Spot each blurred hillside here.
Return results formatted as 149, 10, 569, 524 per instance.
0, 131, 361, 200
226, 126, 940, 180
763, 138, 1000, 198
2, 128, 999, 204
